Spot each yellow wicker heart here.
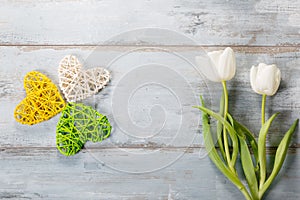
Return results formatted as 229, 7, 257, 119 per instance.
14, 71, 66, 125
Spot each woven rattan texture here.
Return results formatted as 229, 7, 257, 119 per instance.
14, 71, 66, 125
58, 55, 110, 102
56, 102, 112, 156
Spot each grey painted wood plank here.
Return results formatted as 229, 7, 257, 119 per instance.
0, 0, 299, 45
0, 46, 299, 148
0, 147, 299, 200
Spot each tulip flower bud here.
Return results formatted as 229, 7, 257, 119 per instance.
196, 47, 236, 82
250, 63, 281, 96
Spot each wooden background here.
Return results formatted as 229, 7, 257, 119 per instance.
0, 0, 299, 199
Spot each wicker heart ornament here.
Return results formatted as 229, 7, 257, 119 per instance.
56, 102, 112, 156
58, 55, 110, 102
14, 71, 66, 125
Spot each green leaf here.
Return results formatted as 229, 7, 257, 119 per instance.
193, 105, 240, 171
193, 106, 238, 139
198, 97, 247, 191
259, 119, 299, 198
226, 113, 234, 126
239, 135, 259, 199
196, 97, 253, 200
226, 113, 238, 168
231, 116, 259, 167
257, 113, 279, 188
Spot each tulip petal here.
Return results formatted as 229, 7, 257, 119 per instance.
250, 66, 260, 94
195, 55, 222, 82
207, 49, 223, 68
258, 64, 276, 95
250, 63, 281, 96
219, 47, 236, 81
196, 47, 236, 82
272, 68, 281, 96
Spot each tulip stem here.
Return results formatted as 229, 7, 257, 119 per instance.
222, 81, 233, 171
261, 94, 266, 125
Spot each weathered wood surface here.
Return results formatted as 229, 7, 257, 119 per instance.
0, 148, 299, 200
0, 0, 299, 45
0, 0, 299, 199
0, 45, 299, 199
0, 46, 299, 148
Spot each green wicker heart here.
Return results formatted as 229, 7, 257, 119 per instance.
56, 102, 111, 156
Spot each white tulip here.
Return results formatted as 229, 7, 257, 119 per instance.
195, 47, 236, 82
250, 63, 281, 96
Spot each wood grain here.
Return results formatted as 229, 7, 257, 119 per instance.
0, 148, 299, 200
0, 46, 299, 148
0, 0, 299, 199
0, 0, 299, 46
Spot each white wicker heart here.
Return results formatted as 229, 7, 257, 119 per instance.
58, 55, 110, 102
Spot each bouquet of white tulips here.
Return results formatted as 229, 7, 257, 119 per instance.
194, 47, 298, 200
